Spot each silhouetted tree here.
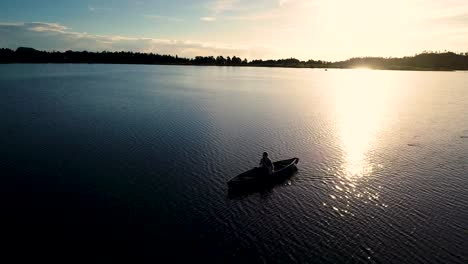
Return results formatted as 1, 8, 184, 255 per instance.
2, 47, 468, 70
231, 56, 242, 65
215, 56, 226, 65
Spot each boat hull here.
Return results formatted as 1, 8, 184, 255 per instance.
227, 157, 299, 189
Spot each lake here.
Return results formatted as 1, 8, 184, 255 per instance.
1, 64, 467, 263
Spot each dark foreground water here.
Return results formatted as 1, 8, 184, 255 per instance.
1, 64, 467, 263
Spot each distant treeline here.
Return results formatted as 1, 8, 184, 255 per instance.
0, 47, 194, 65
1, 47, 468, 70
333, 52, 468, 71
0, 47, 326, 67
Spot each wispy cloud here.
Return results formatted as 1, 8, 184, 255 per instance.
200, 17, 216, 22
144, 15, 184, 22
88, 5, 112, 12
224, 13, 275, 21
201, 0, 249, 22
0, 22, 268, 58
26, 22, 68, 32
209, 0, 241, 14
200, 0, 301, 22
278, 0, 293, 7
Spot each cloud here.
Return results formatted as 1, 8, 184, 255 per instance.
213, 0, 468, 60
278, 0, 293, 7
201, 0, 280, 22
88, 5, 112, 12
144, 15, 184, 22
0, 22, 268, 58
200, 17, 216, 22
224, 12, 275, 21
25, 22, 68, 32
209, 0, 241, 14
427, 12, 468, 27
201, 0, 240, 21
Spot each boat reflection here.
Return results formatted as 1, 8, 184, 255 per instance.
227, 168, 298, 199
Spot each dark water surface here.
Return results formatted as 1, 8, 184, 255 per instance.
1, 64, 467, 263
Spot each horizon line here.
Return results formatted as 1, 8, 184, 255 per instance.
2, 46, 468, 64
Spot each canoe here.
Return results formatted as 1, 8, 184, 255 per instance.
227, 157, 299, 189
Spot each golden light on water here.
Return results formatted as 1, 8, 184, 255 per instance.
332, 70, 391, 179
352, 66, 371, 70
320, 70, 397, 216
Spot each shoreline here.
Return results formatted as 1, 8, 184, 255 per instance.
2, 47, 468, 72
0, 62, 461, 72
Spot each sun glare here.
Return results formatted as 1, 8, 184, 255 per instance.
352, 66, 372, 70
332, 71, 390, 179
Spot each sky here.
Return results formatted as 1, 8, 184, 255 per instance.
1, 0, 468, 61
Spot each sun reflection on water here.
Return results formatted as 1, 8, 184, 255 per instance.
323, 70, 394, 216
333, 70, 390, 180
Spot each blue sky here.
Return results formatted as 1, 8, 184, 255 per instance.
1, 0, 468, 60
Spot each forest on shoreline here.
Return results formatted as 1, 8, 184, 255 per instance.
2, 47, 468, 71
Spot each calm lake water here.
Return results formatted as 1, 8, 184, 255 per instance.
1, 64, 467, 263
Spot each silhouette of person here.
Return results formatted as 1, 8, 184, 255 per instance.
259, 152, 274, 175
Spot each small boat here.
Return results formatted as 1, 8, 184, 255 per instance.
227, 157, 299, 189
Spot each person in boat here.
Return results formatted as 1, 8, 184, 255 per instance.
259, 152, 274, 175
